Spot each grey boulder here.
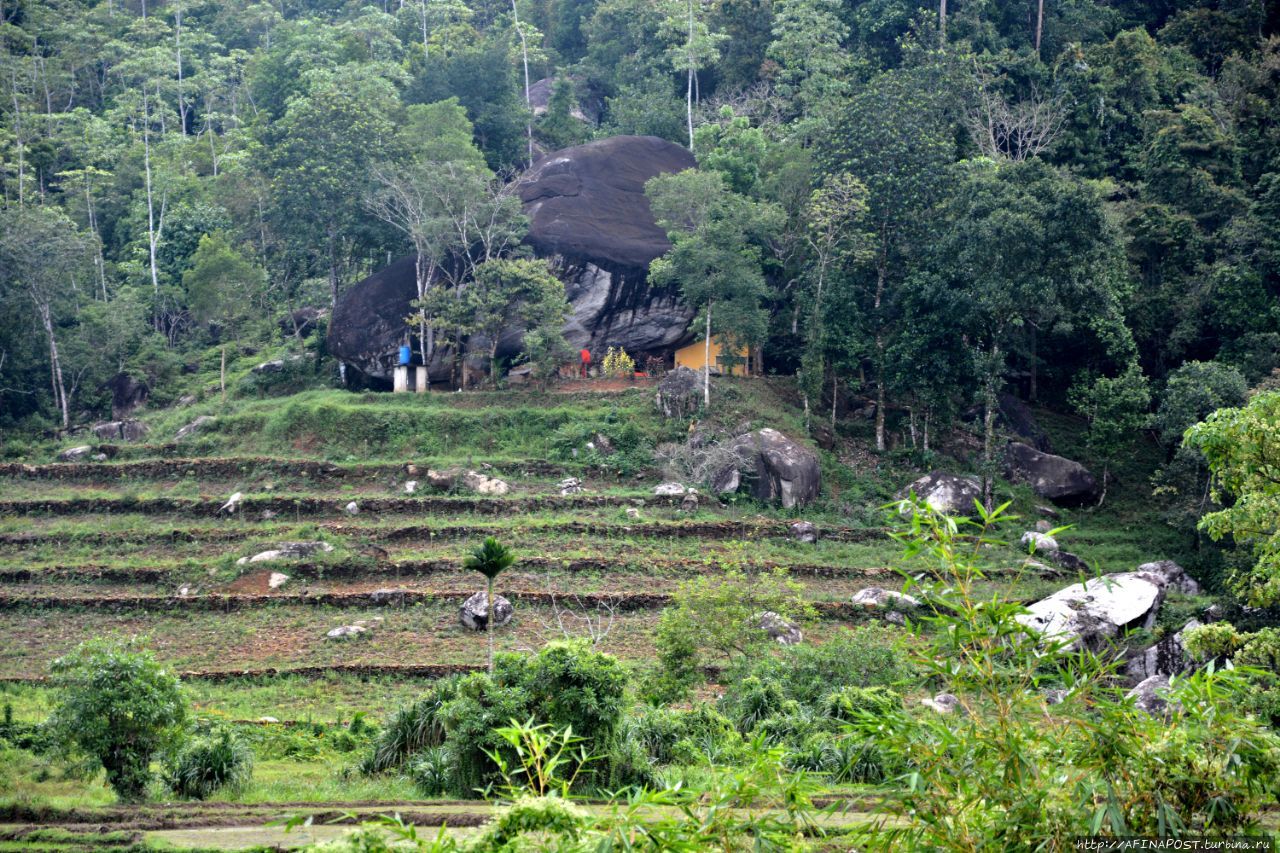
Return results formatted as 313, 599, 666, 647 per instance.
1127, 619, 1202, 681
726, 428, 820, 509
460, 591, 514, 631
899, 471, 982, 518
756, 611, 803, 645
655, 366, 702, 420
1004, 442, 1099, 506
1017, 572, 1164, 650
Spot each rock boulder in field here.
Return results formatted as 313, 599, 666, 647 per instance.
1004, 442, 1098, 506
727, 429, 820, 509
1017, 572, 1164, 649
899, 471, 982, 517
459, 591, 514, 631
655, 366, 701, 419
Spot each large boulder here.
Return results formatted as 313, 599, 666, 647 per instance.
1004, 442, 1098, 505
655, 366, 701, 419
899, 471, 982, 517
459, 591, 514, 631
1127, 619, 1202, 682
756, 611, 803, 645
91, 420, 149, 442
329, 136, 698, 380
998, 394, 1051, 452
1134, 560, 1200, 595
103, 372, 149, 420
726, 428, 820, 509
1017, 572, 1164, 650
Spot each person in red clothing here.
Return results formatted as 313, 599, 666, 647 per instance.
579, 348, 591, 378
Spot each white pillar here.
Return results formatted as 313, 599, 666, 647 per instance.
393, 365, 409, 393
415, 366, 428, 393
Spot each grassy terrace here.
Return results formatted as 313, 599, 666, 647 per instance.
0, 381, 1214, 850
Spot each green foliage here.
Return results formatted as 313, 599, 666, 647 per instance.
654, 568, 814, 680
182, 233, 266, 334
722, 625, 912, 709
166, 727, 254, 799
1185, 392, 1280, 605
852, 498, 1280, 847
1182, 622, 1244, 662
47, 638, 188, 802
370, 642, 628, 798
363, 678, 460, 774
464, 537, 516, 582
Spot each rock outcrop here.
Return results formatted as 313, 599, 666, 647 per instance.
899, 471, 982, 517
756, 611, 803, 645
91, 420, 149, 442
1004, 442, 1099, 506
329, 136, 698, 380
1018, 572, 1165, 650
655, 366, 701, 419
103, 372, 149, 420
725, 429, 820, 509
459, 591, 514, 631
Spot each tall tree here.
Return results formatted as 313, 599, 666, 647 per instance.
0, 206, 91, 429
822, 66, 954, 452
646, 168, 782, 406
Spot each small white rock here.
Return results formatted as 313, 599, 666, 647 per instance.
405, 480, 418, 494
344, 501, 359, 516
268, 572, 290, 589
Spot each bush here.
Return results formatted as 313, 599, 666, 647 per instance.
719, 676, 788, 734
786, 732, 894, 784
822, 686, 903, 723
655, 569, 814, 684
1183, 622, 1244, 662
363, 678, 460, 774
408, 746, 451, 796
168, 728, 253, 799
722, 626, 912, 710
1235, 627, 1280, 672
48, 638, 188, 802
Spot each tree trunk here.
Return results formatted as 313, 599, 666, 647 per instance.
873, 242, 888, 452
1034, 0, 1044, 56
981, 345, 1000, 512
703, 301, 711, 408
1097, 464, 1109, 508
220, 346, 226, 401
143, 94, 161, 309
512, 0, 533, 168
486, 575, 495, 674
1029, 323, 1038, 401
37, 301, 68, 429
831, 373, 837, 432
685, 0, 695, 151
939, 0, 947, 41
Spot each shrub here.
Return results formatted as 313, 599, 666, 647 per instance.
1235, 627, 1280, 672
722, 626, 912, 710
601, 347, 636, 378
363, 679, 460, 774
434, 642, 631, 797
168, 728, 253, 799
719, 675, 787, 734
655, 569, 814, 681
408, 746, 451, 796
48, 638, 188, 802
1183, 622, 1244, 662
822, 686, 903, 723
786, 732, 893, 784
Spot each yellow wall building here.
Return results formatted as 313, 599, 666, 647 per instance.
674, 336, 752, 376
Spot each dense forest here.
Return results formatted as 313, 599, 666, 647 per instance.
3, 0, 1279, 427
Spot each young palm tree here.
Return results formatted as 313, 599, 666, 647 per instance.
464, 537, 515, 673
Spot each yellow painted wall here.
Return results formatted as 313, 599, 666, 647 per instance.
675, 336, 751, 376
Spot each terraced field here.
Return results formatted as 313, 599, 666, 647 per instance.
0, 382, 1202, 849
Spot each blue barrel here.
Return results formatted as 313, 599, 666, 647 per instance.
398, 345, 412, 366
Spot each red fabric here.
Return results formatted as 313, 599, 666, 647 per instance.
580, 349, 591, 363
